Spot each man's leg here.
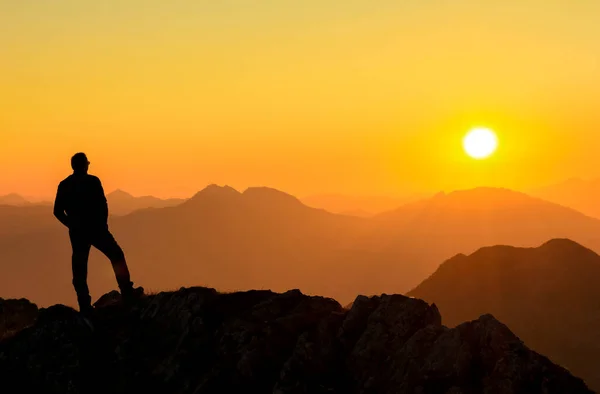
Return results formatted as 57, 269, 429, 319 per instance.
92, 228, 136, 297
69, 231, 93, 312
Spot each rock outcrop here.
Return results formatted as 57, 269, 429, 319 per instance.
0, 288, 593, 394
0, 298, 38, 341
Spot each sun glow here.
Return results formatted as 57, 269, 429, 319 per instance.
463, 128, 498, 159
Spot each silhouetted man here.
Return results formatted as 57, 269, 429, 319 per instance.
54, 153, 141, 314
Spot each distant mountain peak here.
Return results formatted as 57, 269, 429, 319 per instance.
542, 237, 583, 247
464, 239, 595, 259
0, 193, 29, 205
420, 187, 536, 206
379, 186, 546, 218
415, 239, 600, 291
108, 189, 134, 199
181, 185, 308, 212
3, 193, 26, 199
446, 186, 529, 198
430, 187, 549, 209
186, 184, 242, 204
199, 184, 240, 195
539, 238, 595, 253
243, 187, 302, 205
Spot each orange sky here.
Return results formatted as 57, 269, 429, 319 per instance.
1, 1, 600, 199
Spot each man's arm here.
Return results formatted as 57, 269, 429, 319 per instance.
96, 177, 109, 223
53, 183, 70, 228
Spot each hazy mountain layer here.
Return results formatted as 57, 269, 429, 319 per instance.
3, 186, 600, 309
302, 193, 425, 216
0, 205, 59, 237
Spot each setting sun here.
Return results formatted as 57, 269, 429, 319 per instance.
463, 128, 498, 160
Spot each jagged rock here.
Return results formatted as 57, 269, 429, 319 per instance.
346, 295, 442, 392
0, 287, 593, 394
94, 290, 122, 308
0, 298, 38, 341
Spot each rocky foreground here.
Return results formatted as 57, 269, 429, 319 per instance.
0, 288, 594, 394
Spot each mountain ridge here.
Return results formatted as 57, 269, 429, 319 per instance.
106, 189, 186, 216
409, 239, 600, 391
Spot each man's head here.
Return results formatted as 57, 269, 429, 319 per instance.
71, 153, 90, 174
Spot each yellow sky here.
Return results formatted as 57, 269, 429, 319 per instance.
1, 1, 599, 199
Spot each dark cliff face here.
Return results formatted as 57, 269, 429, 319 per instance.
0, 288, 593, 394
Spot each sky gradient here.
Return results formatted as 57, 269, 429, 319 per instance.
2, 1, 599, 199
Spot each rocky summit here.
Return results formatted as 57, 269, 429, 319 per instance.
0, 288, 593, 394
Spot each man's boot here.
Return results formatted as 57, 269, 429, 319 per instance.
120, 283, 144, 306
77, 291, 94, 316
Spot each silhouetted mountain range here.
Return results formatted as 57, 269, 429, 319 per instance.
106, 189, 185, 216
0, 193, 31, 206
409, 239, 600, 391
3, 185, 600, 309
532, 177, 600, 219
0, 287, 592, 393
0, 190, 186, 236
0, 190, 186, 216
302, 193, 420, 216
